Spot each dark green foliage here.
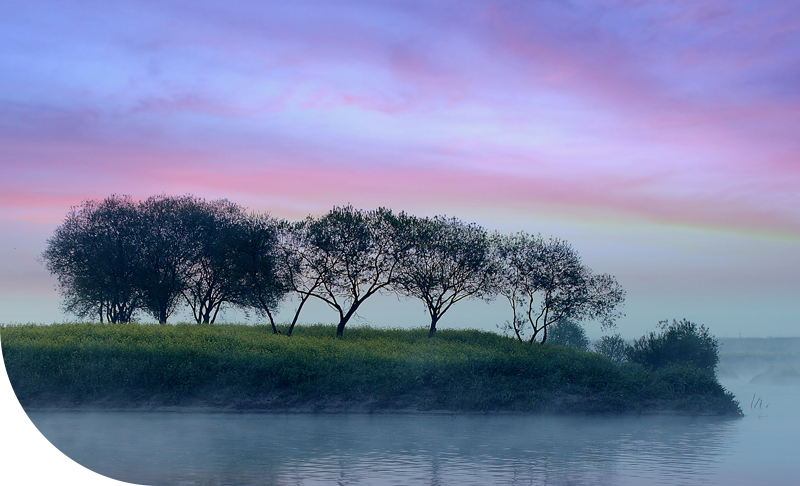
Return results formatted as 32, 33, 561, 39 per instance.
181, 198, 250, 324
231, 213, 290, 334
41, 195, 142, 323
594, 334, 629, 365
1, 323, 740, 415
136, 195, 208, 324
627, 319, 719, 372
41, 195, 288, 326
547, 319, 590, 351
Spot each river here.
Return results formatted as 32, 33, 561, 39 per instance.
23, 378, 800, 485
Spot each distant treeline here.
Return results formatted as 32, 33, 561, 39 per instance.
42, 195, 625, 339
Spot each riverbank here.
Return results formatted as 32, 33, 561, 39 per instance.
1, 323, 742, 416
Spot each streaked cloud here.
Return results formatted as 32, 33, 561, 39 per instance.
1, 0, 798, 333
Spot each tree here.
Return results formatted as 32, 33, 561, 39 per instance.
594, 334, 629, 365
627, 319, 719, 372
181, 199, 248, 324
297, 205, 406, 337
230, 212, 290, 334
393, 215, 495, 337
41, 195, 142, 323
547, 318, 590, 351
135, 195, 205, 324
494, 232, 625, 344
274, 219, 327, 336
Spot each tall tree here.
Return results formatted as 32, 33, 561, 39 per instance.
394, 215, 495, 337
299, 205, 406, 337
135, 195, 205, 323
230, 213, 290, 334
41, 195, 142, 323
182, 199, 248, 324
274, 219, 326, 336
494, 232, 625, 344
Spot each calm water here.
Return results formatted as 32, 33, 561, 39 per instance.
27, 380, 800, 486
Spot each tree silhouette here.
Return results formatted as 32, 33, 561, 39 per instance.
297, 205, 406, 337
494, 232, 625, 344
230, 213, 290, 333
42, 195, 142, 323
136, 195, 206, 323
394, 215, 495, 337
181, 199, 248, 324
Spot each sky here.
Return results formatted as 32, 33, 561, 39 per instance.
1, 0, 799, 339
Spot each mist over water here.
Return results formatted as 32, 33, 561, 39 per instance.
24, 339, 800, 485
26, 378, 800, 486
30, 411, 738, 486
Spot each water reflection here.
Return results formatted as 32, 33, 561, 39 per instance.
29, 411, 741, 486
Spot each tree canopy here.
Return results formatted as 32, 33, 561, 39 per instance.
394, 214, 495, 336
493, 232, 625, 344
42, 195, 142, 323
42, 195, 625, 338
296, 205, 407, 337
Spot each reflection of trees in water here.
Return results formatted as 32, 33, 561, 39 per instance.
30, 412, 738, 485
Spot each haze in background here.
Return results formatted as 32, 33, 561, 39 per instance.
1, 1, 798, 338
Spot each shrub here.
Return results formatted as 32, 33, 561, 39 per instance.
594, 334, 628, 365
547, 319, 590, 351
626, 319, 718, 372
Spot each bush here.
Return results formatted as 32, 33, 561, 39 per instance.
594, 334, 628, 365
626, 319, 718, 372
547, 319, 590, 351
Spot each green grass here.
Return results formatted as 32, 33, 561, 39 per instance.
1, 323, 742, 415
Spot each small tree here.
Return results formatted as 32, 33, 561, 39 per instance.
494, 232, 625, 344
41, 195, 142, 323
627, 319, 719, 372
547, 318, 590, 351
594, 334, 629, 365
394, 214, 495, 337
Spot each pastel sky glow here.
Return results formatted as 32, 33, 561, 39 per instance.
1, 0, 798, 337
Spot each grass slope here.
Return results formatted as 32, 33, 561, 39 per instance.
1, 323, 742, 415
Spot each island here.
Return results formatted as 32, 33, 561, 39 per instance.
2, 322, 742, 416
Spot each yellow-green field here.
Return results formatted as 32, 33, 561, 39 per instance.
1, 323, 741, 415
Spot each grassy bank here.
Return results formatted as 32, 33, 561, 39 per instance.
1, 323, 741, 415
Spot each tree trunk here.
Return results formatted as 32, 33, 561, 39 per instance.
335, 302, 362, 337
265, 308, 279, 334
287, 293, 313, 337
428, 314, 440, 338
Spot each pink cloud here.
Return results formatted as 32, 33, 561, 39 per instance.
2, 0, 799, 241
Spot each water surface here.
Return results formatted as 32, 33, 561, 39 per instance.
27, 380, 800, 485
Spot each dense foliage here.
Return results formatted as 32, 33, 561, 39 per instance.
626, 319, 719, 372
41, 195, 625, 338
546, 319, 590, 351
41, 195, 287, 326
1, 323, 740, 415
594, 334, 629, 365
